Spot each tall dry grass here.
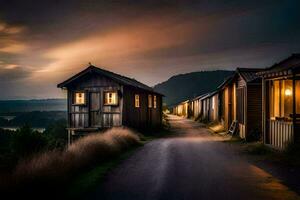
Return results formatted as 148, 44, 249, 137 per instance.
7, 127, 141, 197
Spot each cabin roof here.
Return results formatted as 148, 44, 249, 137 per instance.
217, 75, 234, 90
236, 68, 264, 83
57, 65, 164, 96
191, 93, 209, 101
257, 54, 300, 78
200, 93, 211, 100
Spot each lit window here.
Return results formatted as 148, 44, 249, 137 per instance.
74, 92, 85, 105
148, 95, 152, 108
270, 80, 292, 119
153, 95, 157, 108
135, 94, 140, 108
104, 91, 118, 105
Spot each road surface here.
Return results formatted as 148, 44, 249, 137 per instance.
89, 115, 299, 200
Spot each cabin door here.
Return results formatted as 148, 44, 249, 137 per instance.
90, 92, 102, 127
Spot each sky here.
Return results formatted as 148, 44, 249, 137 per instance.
0, 0, 300, 100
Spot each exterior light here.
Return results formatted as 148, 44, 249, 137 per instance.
285, 88, 292, 96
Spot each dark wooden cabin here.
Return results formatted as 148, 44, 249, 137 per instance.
173, 100, 189, 118
218, 68, 263, 140
233, 68, 263, 140
190, 94, 207, 120
217, 75, 236, 131
57, 65, 163, 140
259, 54, 300, 149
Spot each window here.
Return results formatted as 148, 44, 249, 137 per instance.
74, 92, 86, 105
153, 95, 157, 108
135, 94, 140, 108
104, 91, 118, 105
270, 80, 293, 119
148, 95, 152, 108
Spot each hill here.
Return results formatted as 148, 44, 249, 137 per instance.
154, 70, 234, 106
0, 99, 67, 113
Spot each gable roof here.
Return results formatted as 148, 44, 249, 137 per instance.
217, 75, 234, 90
236, 68, 264, 83
191, 93, 209, 101
57, 65, 163, 96
258, 54, 300, 78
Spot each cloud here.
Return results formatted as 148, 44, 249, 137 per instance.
0, 66, 31, 81
0, 21, 28, 54
0, 0, 299, 99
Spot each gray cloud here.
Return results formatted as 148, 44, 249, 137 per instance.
0, 0, 299, 99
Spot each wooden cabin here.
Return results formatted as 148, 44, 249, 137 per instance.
217, 76, 236, 131
190, 94, 207, 120
217, 68, 263, 140
199, 92, 219, 122
259, 54, 300, 149
57, 65, 163, 140
173, 100, 190, 118
233, 68, 263, 140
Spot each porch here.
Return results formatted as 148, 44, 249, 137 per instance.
264, 77, 300, 149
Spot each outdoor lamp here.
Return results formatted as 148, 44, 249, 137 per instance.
285, 88, 292, 96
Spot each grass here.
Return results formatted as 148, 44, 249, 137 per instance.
244, 142, 274, 156
67, 147, 139, 199
4, 127, 142, 198
223, 136, 300, 168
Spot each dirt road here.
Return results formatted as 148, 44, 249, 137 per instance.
88, 115, 299, 200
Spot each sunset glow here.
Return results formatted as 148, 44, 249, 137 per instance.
0, 1, 299, 99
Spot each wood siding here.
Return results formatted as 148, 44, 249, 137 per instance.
246, 85, 262, 139
122, 86, 162, 129
66, 73, 162, 130
269, 120, 293, 149
68, 74, 122, 129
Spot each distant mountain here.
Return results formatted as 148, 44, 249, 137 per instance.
154, 70, 234, 106
0, 99, 67, 113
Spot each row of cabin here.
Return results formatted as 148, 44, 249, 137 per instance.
172, 54, 300, 150
58, 65, 163, 143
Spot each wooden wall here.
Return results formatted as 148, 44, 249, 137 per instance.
122, 86, 162, 129
192, 98, 202, 119
68, 73, 122, 129
209, 94, 219, 122
246, 85, 262, 139
67, 73, 162, 130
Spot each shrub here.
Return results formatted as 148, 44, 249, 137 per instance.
245, 143, 273, 155
10, 127, 141, 197
43, 119, 68, 150
246, 128, 262, 142
10, 124, 48, 158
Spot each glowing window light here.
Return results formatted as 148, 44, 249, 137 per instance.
104, 91, 118, 105
135, 94, 140, 108
285, 88, 292, 96
74, 92, 85, 105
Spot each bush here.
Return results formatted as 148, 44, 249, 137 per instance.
0, 128, 13, 153
43, 119, 68, 150
245, 143, 273, 155
246, 128, 262, 142
10, 127, 141, 197
10, 125, 48, 158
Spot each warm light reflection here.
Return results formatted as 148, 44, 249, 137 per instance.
285, 88, 292, 96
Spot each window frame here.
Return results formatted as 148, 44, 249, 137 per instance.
103, 91, 119, 106
153, 95, 157, 108
135, 94, 140, 108
73, 91, 87, 106
148, 94, 152, 108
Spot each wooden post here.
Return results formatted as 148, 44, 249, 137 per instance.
292, 73, 296, 143
262, 79, 265, 144
68, 130, 72, 147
